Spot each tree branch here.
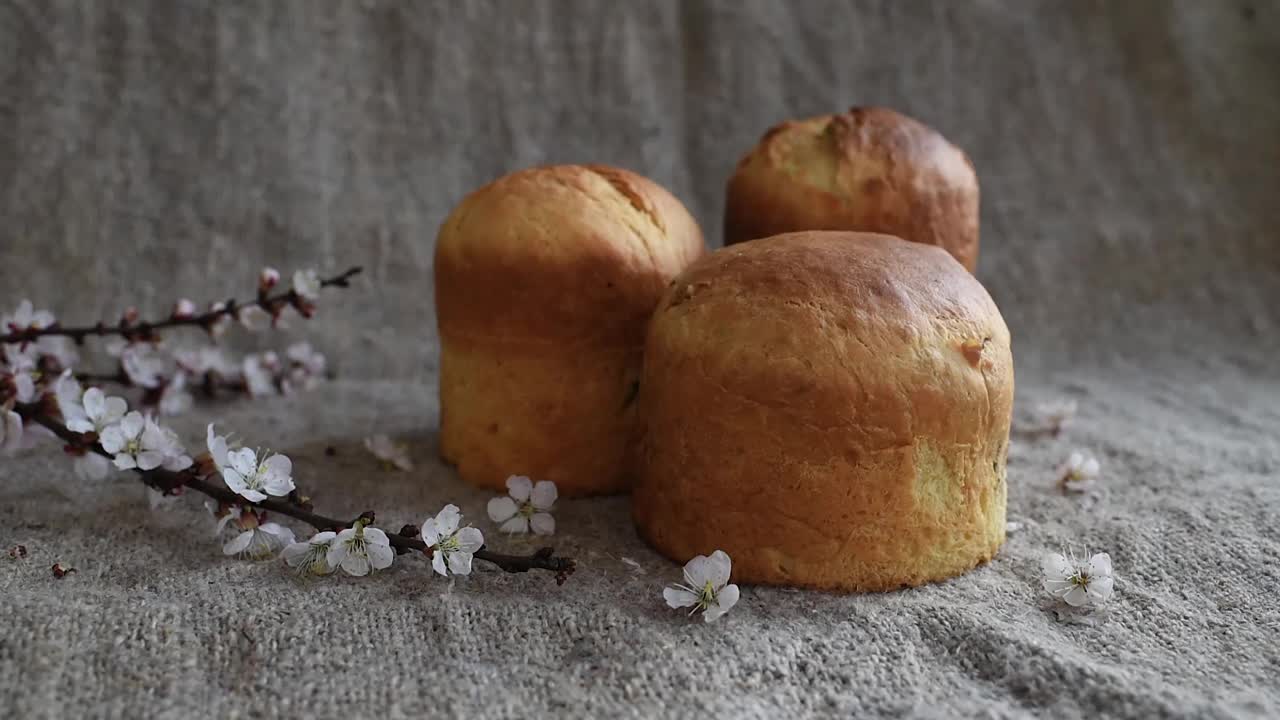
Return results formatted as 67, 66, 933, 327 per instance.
16, 403, 575, 581
1, 267, 363, 345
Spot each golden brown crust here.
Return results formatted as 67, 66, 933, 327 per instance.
435, 164, 705, 496
632, 231, 1012, 591
724, 107, 980, 272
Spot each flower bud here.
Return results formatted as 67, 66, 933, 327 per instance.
172, 298, 197, 319
259, 267, 280, 294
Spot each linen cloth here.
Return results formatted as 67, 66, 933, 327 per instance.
1, 1, 1277, 717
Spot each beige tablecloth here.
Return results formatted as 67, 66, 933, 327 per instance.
1, 1, 1278, 717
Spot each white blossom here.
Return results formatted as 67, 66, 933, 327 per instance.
1042, 551, 1114, 607
487, 475, 557, 535
242, 352, 278, 397
2, 300, 74, 368
3, 364, 37, 404
3, 343, 37, 403
172, 298, 197, 319
2, 338, 35, 370
1057, 450, 1101, 493
99, 411, 192, 471
220, 446, 294, 502
327, 521, 394, 576
40, 337, 78, 369
3, 300, 55, 334
222, 510, 295, 559
282, 531, 338, 576
237, 305, 271, 331
120, 343, 169, 389
281, 342, 326, 393
363, 434, 412, 471
157, 372, 194, 416
1, 410, 23, 454
422, 504, 484, 577
56, 374, 127, 434
292, 269, 322, 301
207, 302, 233, 339
664, 550, 741, 623
259, 267, 281, 293
175, 347, 236, 376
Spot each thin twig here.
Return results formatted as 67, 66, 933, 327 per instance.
16, 403, 575, 580
0, 267, 363, 345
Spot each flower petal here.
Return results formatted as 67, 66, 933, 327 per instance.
260, 523, 295, 546
431, 551, 448, 577
326, 536, 351, 568
223, 530, 254, 555
704, 583, 740, 622
705, 550, 733, 587
500, 516, 529, 534
363, 527, 391, 548
101, 396, 127, 424
341, 553, 372, 577
282, 542, 311, 567
1062, 585, 1089, 607
113, 454, 137, 470
1087, 575, 1115, 605
506, 475, 533, 502
447, 551, 473, 576
120, 411, 144, 438
682, 554, 717, 588
81, 388, 105, 418
433, 504, 461, 535
227, 447, 257, 476
454, 527, 484, 553
529, 512, 555, 536
1044, 579, 1075, 599
530, 480, 558, 510
663, 586, 699, 609
163, 453, 193, 472
367, 541, 395, 571
1, 411, 23, 452
1087, 552, 1112, 579
99, 427, 126, 453
1040, 552, 1072, 583
421, 518, 441, 546
487, 496, 518, 523
262, 453, 292, 480
136, 450, 166, 471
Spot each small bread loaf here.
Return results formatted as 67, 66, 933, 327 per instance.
724, 107, 980, 271
435, 164, 705, 496
633, 231, 1012, 591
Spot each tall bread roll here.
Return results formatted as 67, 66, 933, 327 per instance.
435, 164, 705, 496
633, 231, 1012, 591
724, 107, 980, 271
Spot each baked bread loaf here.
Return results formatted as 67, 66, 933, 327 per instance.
435, 164, 705, 496
724, 107, 980, 272
633, 231, 1012, 591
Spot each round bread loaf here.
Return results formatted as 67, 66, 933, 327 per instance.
633, 231, 1012, 591
724, 107, 980, 272
435, 164, 705, 496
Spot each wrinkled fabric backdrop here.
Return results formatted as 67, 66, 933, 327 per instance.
1, 1, 1278, 718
